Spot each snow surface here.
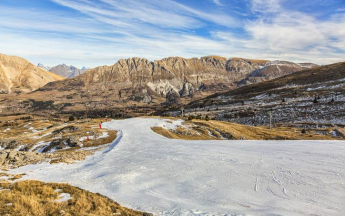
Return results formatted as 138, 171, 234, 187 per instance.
54, 193, 72, 202
79, 132, 109, 142
10, 118, 345, 216
31, 141, 50, 153
28, 127, 38, 133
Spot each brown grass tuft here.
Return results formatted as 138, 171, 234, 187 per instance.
0, 180, 150, 216
152, 119, 338, 140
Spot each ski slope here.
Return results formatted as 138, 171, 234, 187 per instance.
12, 118, 345, 216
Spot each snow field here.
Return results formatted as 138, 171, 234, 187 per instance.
9, 118, 345, 216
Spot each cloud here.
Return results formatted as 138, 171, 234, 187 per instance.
213, 0, 223, 6
212, 6, 345, 64
251, 0, 281, 13
0, 0, 344, 67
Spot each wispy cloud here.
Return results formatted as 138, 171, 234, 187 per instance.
251, 0, 281, 13
212, 0, 223, 6
0, 0, 344, 67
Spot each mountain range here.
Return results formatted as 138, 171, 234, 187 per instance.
37, 63, 90, 78
37, 56, 318, 105
4, 52, 344, 126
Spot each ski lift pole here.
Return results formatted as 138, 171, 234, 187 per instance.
268, 110, 272, 129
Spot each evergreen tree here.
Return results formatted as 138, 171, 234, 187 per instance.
205, 115, 210, 121
313, 96, 318, 103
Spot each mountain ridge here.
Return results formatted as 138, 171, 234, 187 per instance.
37, 63, 90, 78
180, 62, 345, 126
39, 56, 318, 104
0, 53, 64, 94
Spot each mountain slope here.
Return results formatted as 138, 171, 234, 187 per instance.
0, 53, 64, 94
182, 62, 345, 126
38, 56, 312, 104
237, 61, 318, 86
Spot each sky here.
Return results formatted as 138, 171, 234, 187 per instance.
0, 0, 344, 67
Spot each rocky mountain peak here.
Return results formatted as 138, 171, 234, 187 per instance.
36, 55, 319, 105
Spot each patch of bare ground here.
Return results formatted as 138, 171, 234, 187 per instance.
0, 180, 151, 216
0, 116, 117, 168
152, 118, 342, 140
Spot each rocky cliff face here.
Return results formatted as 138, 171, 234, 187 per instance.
39, 56, 316, 104
0, 53, 64, 94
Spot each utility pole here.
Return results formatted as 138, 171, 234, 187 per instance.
268, 110, 272, 129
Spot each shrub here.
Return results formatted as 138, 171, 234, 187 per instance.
301, 129, 306, 134
69, 116, 75, 121
205, 115, 210, 121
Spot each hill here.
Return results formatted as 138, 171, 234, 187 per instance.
0, 53, 64, 94
179, 62, 345, 127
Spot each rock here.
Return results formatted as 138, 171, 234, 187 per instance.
142, 94, 152, 103
66, 137, 81, 148
43, 139, 66, 153
0, 150, 46, 168
179, 82, 195, 97
334, 128, 345, 137
0, 152, 7, 164
52, 126, 81, 134
0, 139, 21, 150
43, 137, 81, 153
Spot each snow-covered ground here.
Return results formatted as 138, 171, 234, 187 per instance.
79, 131, 109, 142
10, 118, 345, 216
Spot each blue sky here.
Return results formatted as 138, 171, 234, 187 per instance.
0, 0, 344, 67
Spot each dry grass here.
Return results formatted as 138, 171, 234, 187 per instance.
0, 180, 149, 216
152, 119, 339, 140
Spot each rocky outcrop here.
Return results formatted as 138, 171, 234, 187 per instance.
334, 128, 345, 138
0, 150, 46, 168
42, 137, 82, 153
0, 139, 21, 150
52, 126, 81, 134
38, 56, 267, 103
37, 56, 317, 105
0, 53, 64, 94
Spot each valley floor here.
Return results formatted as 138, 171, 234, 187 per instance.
8, 118, 345, 216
